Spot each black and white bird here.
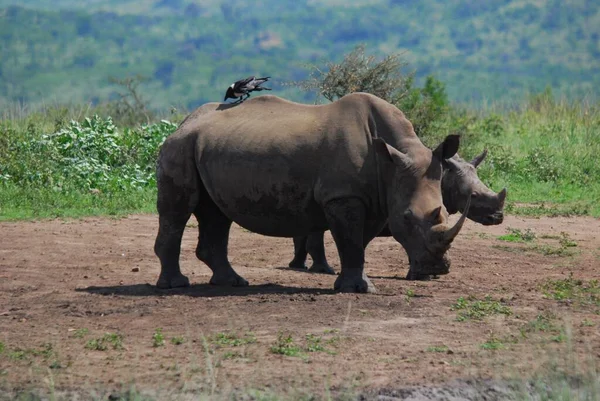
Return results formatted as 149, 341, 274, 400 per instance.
223, 76, 271, 103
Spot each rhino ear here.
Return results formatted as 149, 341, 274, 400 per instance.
470, 149, 488, 168
373, 138, 393, 163
373, 138, 412, 168
433, 135, 460, 160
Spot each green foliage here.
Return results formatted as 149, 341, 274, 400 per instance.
170, 336, 185, 345
270, 333, 303, 358
497, 228, 537, 242
85, 333, 123, 351
73, 328, 89, 338
426, 345, 450, 353
212, 332, 257, 347
541, 274, 600, 307
480, 337, 505, 351
1, 0, 599, 109
294, 45, 450, 138
451, 295, 512, 321
1, 115, 176, 191
520, 313, 565, 341
152, 328, 165, 348
295, 44, 412, 103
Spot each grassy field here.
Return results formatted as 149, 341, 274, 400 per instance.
1, 90, 598, 221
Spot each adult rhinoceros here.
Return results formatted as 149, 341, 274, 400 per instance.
289, 150, 507, 279
153, 93, 470, 293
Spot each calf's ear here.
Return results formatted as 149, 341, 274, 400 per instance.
433, 134, 460, 160
373, 138, 412, 169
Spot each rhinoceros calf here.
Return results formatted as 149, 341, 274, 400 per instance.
154, 93, 470, 293
289, 151, 507, 279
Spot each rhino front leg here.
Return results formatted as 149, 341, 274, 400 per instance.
194, 196, 248, 287
288, 236, 309, 269
306, 232, 335, 275
324, 198, 376, 293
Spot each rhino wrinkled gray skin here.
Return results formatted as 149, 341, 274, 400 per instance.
289, 150, 507, 279
154, 93, 470, 293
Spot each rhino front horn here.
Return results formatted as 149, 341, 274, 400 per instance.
442, 194, 472, 243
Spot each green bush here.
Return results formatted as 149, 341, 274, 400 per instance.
0, 115, 177, 192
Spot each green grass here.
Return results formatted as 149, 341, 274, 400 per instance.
497, 228, 537, 242
450, 295, 512, 322
85, 333, 123, 351
270, 333, 304, 358
541, 275, 600, 308
170, 336, 185, 345
152, 328, 165, 348
1, 90, 599, 220
426, 345, 450, 353
72, 328, 89, 339
479, 337, 505, 351
212, 332, 257, 348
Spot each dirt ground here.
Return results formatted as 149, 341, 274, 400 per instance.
1, 213, 599, 400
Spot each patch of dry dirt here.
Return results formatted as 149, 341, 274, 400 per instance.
1, 214, 599, 399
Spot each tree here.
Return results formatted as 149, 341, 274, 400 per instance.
293, 44, 413, 104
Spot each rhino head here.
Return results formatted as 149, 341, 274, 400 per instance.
442, 149, 507, 225
374, 135, 470, 277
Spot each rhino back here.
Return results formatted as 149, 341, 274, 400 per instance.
182, 95, 384, 236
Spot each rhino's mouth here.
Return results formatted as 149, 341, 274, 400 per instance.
479, 211, 504, 225
409, 253, 451, 277
468, 207, 504, 226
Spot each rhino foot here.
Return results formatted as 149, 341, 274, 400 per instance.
288, 260, 308, 270
209, 270, 249, 287
308, 263, 336, 275
156, 273, 190, 289
405, 270, 431, 281
334, 271, 376, 293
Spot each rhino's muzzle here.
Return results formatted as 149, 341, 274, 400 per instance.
408, 253, 451, 278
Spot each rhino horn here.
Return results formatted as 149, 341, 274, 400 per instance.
497, 188, 507, 205
441, 194, 471, 244
470, 149, 488, 168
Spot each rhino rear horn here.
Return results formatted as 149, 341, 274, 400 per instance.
470, 149, 488, 168
442, 194, 471, 244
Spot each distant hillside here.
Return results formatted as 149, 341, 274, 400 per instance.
1, 0, 599, 110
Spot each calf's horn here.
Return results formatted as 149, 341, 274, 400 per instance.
497, 188, 507, 205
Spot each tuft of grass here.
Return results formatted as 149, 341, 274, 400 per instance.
581, 319, 595, 327
270, 333, 304, 358
212, 332, 256, 348
426, 345, 450, 353
0, 341, 4, 353
480, 336, 505, 350
451, 295, 512, 321
152, 328, 165, 348
85, 333, 123, 351
497, 227, 537, 242
405, 288, 416, 304
541, 274, 600, 307
170, 336, 185, 345
72, 328, 89, 338
8, 350, 26, 361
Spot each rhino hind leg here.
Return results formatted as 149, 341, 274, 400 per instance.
288, 236, 309, 270
306, 232, 335, 275
194, 197, 248, 287
154, 172, 197, 289
324, 198, 376, 293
